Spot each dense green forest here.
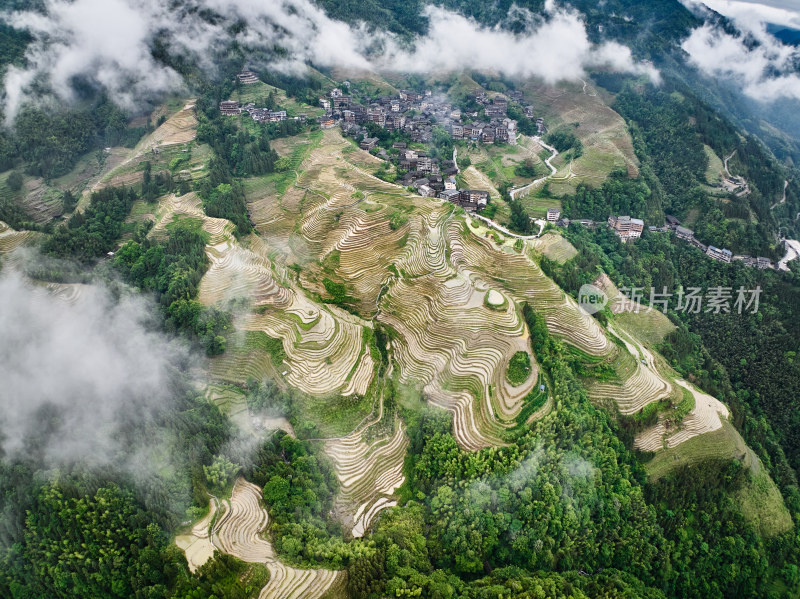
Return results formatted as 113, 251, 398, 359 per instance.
42, 186, 138, 262
560, 81, 793, 256
4, 298, 798, 598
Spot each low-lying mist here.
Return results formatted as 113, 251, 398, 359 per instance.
0, 270, 196, 478
0, 0, 659, 122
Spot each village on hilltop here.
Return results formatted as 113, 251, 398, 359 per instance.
220, 71, 547, 215
220, 70, 776, 270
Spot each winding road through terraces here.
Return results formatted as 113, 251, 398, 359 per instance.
723, 150, 736, 178
508, 136, 559, 201
470, 213, 546, 240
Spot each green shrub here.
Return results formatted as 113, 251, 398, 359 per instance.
6, 171, 23, 191
506, 351, 532, 385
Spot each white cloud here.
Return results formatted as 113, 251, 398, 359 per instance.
700, 0, 800, 29
0, 270, 191, 470
2, 0, 185, 118
682, 21, 800, 101
0, 0, 659, 122
380, 4, 660, 84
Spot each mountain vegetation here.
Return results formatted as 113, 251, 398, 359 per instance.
2, 1, 800, 598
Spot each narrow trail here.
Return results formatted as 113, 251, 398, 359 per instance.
723, 150, 736, 178
470, 213, 546, 240
771, 180, 789, 210
508, 136, 559, 201
580, 78, 597, 97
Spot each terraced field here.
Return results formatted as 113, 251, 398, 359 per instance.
81, 102, 203, 199
213, 478, 345, 599
535, 233, 578, 263
174, 499, 217, 573
460, 165, 501, 200
19, 178, 65, 224
144, 122, 724, 461
234, 129, 622, 448
634, 379, 730, 452
593, 273, 676, 344
588, 325, 675, 415
519, 79, 639, 196
0, 221, 33, 254
325, 410, 409, 538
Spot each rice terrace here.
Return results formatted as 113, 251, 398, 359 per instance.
2, 1, 800, 598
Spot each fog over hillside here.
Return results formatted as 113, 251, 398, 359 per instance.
681, 1, 800, 101
0, 0, 656, 120
0, 270, 191, 474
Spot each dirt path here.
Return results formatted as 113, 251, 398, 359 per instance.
771, 179, 789, 210
508, 136, 558, 201
723, 150, 736, 178
580, 78, 597, 97
470, 213, 545, 240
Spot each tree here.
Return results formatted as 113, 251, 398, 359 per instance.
6, 171, 23, 191
203, 455, 240, 492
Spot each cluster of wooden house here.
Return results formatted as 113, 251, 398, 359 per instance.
667, 215, 773, 268
219, 100, 296, 124
317, 86, 540, 213
368, 142, 487, 211
320, 86, 528, 148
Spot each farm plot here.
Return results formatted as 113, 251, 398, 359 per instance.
213, 478, 344, 599
534, 233, 578, 263
158, 176, 380, 403
588, 325, 674, 415
663, 379, 729, 448
325, 414, 409, 538
385, 277, 536, 443
450, 219, 612, 356
593, 273, 676, 344
150, 193, 236, 249
380, 271, 534, 447
199, 234, 292, 308
206, 384, 253, 433
238, 302, 377, 399
175, 499, 217, 573
19, 177, 64, 224
646, 420, 749, 481
146, 191, 338, 395
81, 104, 204, 200
460, 165, 501, 200
0, 221, 33, 254
142, 102, 198, 148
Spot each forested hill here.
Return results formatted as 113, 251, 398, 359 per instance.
316, 0, 699, 44
315, 0, 800, 164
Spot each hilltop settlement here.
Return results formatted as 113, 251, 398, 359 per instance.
220, 72, 776, 270
220, 74, 549, 214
